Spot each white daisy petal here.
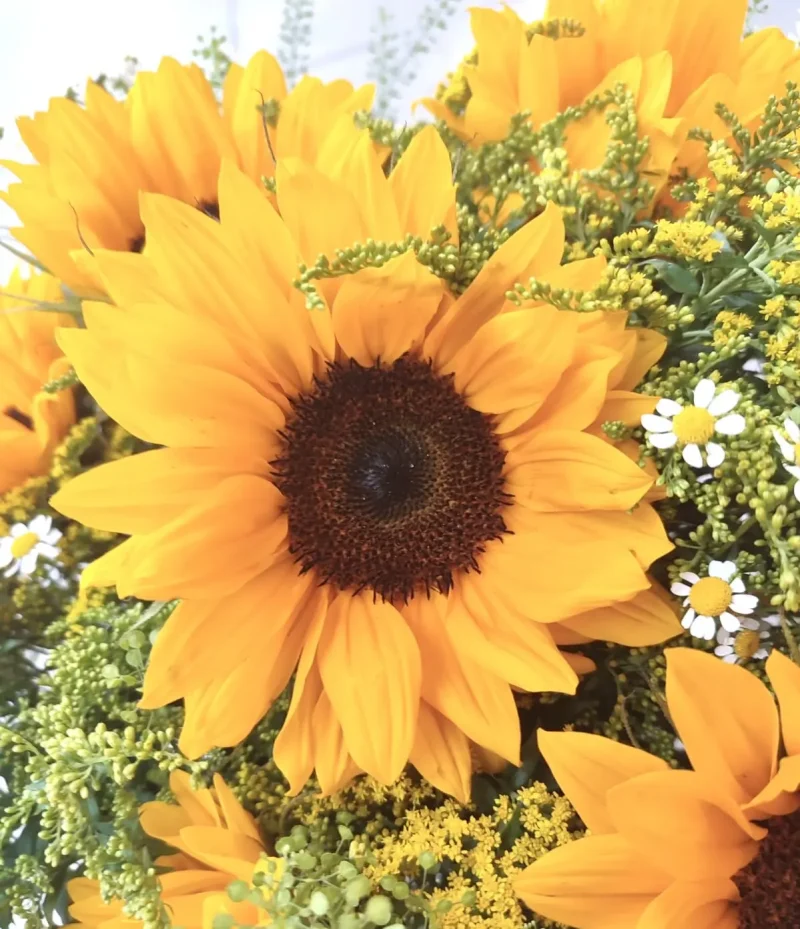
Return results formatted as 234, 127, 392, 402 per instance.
730, 578, 745, 593
680, 572, 700, 584
707, 390, 740, 417
681, 607, 696, 630
641, 414, 674, 433
722, 654, 738, 664
0, 549, 13, 568
691, 614, 716, 639
4, 564, 18, 578
720, 611, 741, 633
774, 429, 796, 462
796, 482, 800, 504
19, 552, 38, 574
29, 515, 49, 535
682, 443, 704, 468
753, 648, 770, 660
709, 560, 737, 581
705, 442, 726, 468
671, 582, 692, 597
715, 629, 732, 646
762, 614, 781, 627
785, 418, 800, 443
44, 529, 62, 545
693, 379, 716, 409
38, 543, 59, 560
731, 593, 758, 613
714, 644, 733, 656
656, 398, 683, 417
786, 464, 800, 480
714, 413, 746, 436
649, 432, 678, 449
9, 524, 26, 538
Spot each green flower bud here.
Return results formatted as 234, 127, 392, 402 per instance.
227, 880, 250, 902
364, 896, 394, 926
309, 890, 330, 916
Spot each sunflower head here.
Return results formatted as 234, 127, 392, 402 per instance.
1, 51, 374, 295
514, 647, 800, 928
52, 121, 676, 800
66, 770, 274, 928
0, 268, 76, 495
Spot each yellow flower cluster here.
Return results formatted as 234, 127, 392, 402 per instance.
652, 219, 723, 263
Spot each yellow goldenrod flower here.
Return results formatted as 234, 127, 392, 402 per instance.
2, 52, 373, 296
515, 647, 800, 929
66, 770, 276, 928
51, 124, 675, 801
0, 268, 76, 494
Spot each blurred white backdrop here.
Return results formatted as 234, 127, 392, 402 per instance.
0, 0, 795, 279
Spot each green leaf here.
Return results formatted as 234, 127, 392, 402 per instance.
643, 259, 700, 295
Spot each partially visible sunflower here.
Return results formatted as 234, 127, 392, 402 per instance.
1, 51, 373, 295
515, 647, 800, 929
424, 2, 800, 205
67, 770, 276, 928
51, 122, 675, 801
0, 267, 75, 494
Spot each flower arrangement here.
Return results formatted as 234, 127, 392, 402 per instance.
0, 1, 799, 927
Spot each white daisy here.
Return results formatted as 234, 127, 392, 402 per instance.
714, 613, 780, 663
670, 560, 758, 639
0, 515, 62, 578
641, 378, 746, 469
773, 418, 800, 502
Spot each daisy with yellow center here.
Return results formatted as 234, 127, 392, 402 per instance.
0, 513, 61, 577
51, 123, 675, 801
424, 1, 800, 206
514, 647, 800, 929
642, 378, 745, 469
715, 615, 778, 665
67, 770, 276, 928
773, 417, 800, 502
671, 560, 757, 640
0, 267, 76, 493
2, 52, 373, 296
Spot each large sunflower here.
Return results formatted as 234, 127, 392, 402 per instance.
514, 647, 800, 929
51, 123, 675, 800
67, 771, 275, 928
1, 52, 372, 295
0, 267, 76, 494
424, 2, 800, 199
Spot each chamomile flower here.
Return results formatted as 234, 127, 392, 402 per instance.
773, 417, 800, 501
670, 560, 758, 639
0, 515, 61, 578
714, 618, 770, 664
641, 378, 745, 469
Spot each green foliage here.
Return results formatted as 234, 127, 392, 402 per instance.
278, 0, 316, 87
367, 1, 460, 119
194, 26, 233, 91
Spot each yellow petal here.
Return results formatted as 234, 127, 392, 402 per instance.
176, 825, 263, 880
317, 591, 421, 784
607, 769, 763, 880
665, 648, 779, 806
561, 585, 681, 647
212, 774, 263, 843
637, 878, 740, 929
514, 833, 669, 929
331, 251, 444, 366
537, 729, 668, 834
118, 475, 286, 601
743, 754, 800, 818
312, 690, 359, 795
389, 125, 458, 244
410, 702, 472, 804
766, 649, 800, 757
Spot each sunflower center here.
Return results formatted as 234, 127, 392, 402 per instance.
734, 806, 800, 928
733, 629, 762, 660
10, 532, 39, 559
688, 577, 732, 617
672, 406, 715, 444
273, 354, 511, 602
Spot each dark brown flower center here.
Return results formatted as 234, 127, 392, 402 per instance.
734, 805, 800, 928
4, 406, 33, 430
273, 354, 511, 602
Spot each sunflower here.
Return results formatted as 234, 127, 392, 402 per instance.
0, 267, 76, 494
1, 51, 372, 295
423, 2, 800, 202
67, 770, 276, 928
514, 647, 800, 929
51, 123, 674, 801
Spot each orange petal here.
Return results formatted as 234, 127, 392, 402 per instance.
665, 648, 779, 806
636, 879, 739, 929
212, 774, 262, 843
561, 586, 682, 647
317, 591, 421, 784
514, 833, 669, 929
538, 729, 668, 834
312, 689, 360, 795
607, 769, 763, 881
410, 702, 472, 803
766, 649, 800, 757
